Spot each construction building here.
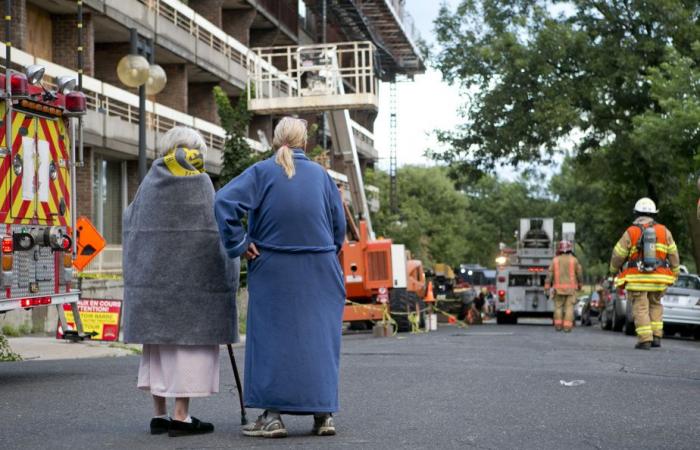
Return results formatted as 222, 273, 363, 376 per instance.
0, 0, 423, 331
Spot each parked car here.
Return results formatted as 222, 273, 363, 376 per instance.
600, 278, 628, 332
661, 273, 700, 340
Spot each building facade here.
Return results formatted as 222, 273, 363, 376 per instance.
0, 0, 422, 330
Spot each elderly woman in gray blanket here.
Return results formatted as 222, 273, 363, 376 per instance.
122, 126, 239, 438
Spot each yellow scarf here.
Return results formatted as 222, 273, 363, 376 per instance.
163, 147, 205, 176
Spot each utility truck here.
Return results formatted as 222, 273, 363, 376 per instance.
495, 219, 576, 324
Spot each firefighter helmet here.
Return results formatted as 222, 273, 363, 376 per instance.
557, 240, 573, 254
633, 197, 658, 215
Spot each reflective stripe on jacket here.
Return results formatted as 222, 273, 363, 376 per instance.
610, 219, 679, 291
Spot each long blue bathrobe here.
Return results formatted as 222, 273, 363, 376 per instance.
214, 149, 346, 413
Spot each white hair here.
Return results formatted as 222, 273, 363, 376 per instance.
157, 126, 208, 158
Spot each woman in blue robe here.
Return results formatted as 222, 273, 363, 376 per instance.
214, 117, 346, 438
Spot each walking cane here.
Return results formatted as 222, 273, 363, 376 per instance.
226, 344, 248, 425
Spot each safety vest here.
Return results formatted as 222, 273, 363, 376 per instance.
552, 255, 577, 290
617, 223, 675, 291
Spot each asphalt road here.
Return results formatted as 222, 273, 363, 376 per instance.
1, 322, 699, 450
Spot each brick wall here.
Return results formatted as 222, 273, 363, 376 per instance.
188, 82, 219, 125
94, 42, 136, 92
0, 0, 27, 50
75, 147, 93, 220
189, 0, 223, 28
51, 13, 95, 77
157, 64, 187, 112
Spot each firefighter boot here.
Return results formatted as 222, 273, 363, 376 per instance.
652, 336, 661, 348
635, 341, 651, 350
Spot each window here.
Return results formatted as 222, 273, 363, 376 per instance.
673, 275, 700, 291
93, 156, 126, 244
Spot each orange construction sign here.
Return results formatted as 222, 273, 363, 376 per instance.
73, 216, 106, 271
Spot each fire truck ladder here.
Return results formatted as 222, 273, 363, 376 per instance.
247, 42, 378, 237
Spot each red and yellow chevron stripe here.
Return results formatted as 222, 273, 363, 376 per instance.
0, 105, 71, 227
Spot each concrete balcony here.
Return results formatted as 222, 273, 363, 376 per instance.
6, 45, 264, 175
85, 0, 289, 94
350, 120, 379, 162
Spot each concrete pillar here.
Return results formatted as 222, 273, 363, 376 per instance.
222, 8, 256, 46
127, 160, 139, 203
51, 13, 95, 77
156, 64, 188, 113
189, 0, 224, 28
0, 0, 27, 50
188, 82, 219, 125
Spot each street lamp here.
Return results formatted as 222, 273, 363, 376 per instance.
116, 28, 167, 182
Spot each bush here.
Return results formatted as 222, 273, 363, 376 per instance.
0, 333, 22, 361
1, 324, 20, 337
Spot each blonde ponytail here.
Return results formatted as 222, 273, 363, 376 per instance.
275, 144, 296, 179
272, 116, 308, 179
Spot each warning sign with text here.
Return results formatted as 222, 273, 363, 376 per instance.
57, 299, 122, 341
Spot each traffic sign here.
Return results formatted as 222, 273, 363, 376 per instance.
73, 216, 106, 271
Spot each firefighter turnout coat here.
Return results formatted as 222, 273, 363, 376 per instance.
545, 254, 583, 296
609, 216, 680, 292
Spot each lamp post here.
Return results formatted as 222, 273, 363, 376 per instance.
116, 28, 167, 182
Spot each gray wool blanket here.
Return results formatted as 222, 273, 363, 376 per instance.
122, 159, 239, 345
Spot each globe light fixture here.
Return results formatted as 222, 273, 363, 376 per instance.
116, 53, 150, 88
145, 64, 167, 95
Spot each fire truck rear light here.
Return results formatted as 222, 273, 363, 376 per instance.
65, 91, 87, 114
505, 309, 512, 315
20, 297, 51, 308
498, 276, 506, 282
2, 255, 12, 271
63, 254, 72, 268
498, 290, 506, 302
2, 237, 12, 253
10, 73, 28, 96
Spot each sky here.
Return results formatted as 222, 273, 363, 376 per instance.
373, 0, 461, 170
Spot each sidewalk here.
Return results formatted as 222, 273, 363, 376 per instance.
7, 336, 140, 361
6, 336, 246, 361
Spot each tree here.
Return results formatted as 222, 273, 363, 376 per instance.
432, 0, 700, 268
213, 86, 262, 186
365, 166, 554, 268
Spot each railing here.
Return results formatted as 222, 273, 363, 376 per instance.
2, 45, 265, 161
132, 0, 292, 97
248, 41, 378, 112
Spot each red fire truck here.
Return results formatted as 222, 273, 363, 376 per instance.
0, 54, 89, 339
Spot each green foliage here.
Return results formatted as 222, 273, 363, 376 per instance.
432, 0, 700, 269
0, 332, 22, 361
214, 86, 269, 187
1, 324, 20, 337
366, 167, 551, 268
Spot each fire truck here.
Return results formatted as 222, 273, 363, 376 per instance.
494, 218, 575, 324
0, 50, 89, 339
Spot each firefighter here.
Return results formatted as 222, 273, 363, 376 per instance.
545, 240, 583, 332
609, 198, 680, 350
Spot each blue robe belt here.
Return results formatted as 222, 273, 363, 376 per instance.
253, 240, 336, 254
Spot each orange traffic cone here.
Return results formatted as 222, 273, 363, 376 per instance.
424, 281, 435, 303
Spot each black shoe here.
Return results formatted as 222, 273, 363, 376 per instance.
150, 417, 170, 435
652, 337, 661, 348
635, 342, 651, 350
168, 417, 214, 437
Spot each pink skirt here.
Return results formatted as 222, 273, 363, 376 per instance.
137, 344, 220, 397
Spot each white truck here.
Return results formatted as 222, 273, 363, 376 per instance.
495, 218, 575, 324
